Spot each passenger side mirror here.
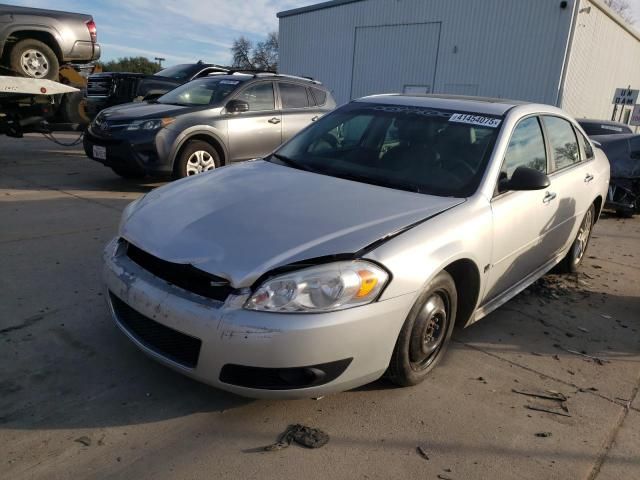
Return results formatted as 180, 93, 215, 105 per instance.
499, 166, 550, 193
226, 99, 250, 114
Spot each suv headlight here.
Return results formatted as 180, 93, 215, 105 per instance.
245, 261, 389, 313
127, 117, 175, 131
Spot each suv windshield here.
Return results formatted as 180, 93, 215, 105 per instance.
156, 64, 204, 80
157, 78, 243, 106
269, 103, 502, 197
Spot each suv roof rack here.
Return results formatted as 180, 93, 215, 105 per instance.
228, 71, 321, 84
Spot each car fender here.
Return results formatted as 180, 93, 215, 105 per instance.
169, 126, 229, 167
5, 24, 64, 57
365, 196, 492, 317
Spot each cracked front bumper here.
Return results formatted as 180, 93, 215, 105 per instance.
102, 238, 415, 399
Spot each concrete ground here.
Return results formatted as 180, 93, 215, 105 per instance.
0, 134, 638, 480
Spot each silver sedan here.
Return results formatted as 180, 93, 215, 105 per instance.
103, 95, 610, 398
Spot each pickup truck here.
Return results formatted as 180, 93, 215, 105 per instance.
0, 4, 100, 80
85, 61, 228, 117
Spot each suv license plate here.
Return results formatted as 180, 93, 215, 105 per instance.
93, 145, 107, 160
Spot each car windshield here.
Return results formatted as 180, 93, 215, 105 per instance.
156, 64, 203, 80
157, 78, 243, 106
269, 103, 503, 197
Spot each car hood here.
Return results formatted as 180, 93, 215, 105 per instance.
99, 102, 203, 121
121, 161, 465, 287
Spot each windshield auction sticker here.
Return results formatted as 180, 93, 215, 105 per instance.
449, 113, 502, 128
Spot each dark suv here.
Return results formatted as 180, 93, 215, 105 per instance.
85, 61, 229, 117
83, 73, 336, 178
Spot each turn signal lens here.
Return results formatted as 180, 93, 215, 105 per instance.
356, 270, 379, 298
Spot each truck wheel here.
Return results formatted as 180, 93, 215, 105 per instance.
111, 166, 145, 179
10, 39, 59, 80
387, 271, 457, 387
174, 140, 220, 179
62, 91, 90, 126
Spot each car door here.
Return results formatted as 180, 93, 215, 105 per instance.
540, 116, 591, 254
278, 82, 322, 142
226, 81, 282, 161
484, 116, 561, 301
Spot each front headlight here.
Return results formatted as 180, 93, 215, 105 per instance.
245, 260, 389, 313
127, 117, 175, 131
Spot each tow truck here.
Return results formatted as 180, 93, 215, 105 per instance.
0, 64, 95, 142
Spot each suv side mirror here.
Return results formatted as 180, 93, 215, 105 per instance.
499, 166, 550, 193
226, 99, 249, 113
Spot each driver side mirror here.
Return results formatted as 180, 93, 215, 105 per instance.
499, 166, 550, 193
226, 99, 250, 114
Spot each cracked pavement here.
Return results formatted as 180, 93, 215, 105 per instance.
1, 135, 638, 479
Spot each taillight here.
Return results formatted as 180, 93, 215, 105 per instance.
86, 20, 97, 43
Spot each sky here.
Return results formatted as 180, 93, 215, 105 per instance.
8, 0, 640, 67
9, 0, 315, 66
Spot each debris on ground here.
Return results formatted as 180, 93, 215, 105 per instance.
264, 424, 329, 451
535, 432, 552, 438
416, 446, 429, 460
512, 388, 567, 402
74, 436, 91, 447
555, 345, 608, 365
525, 405, 572, 417
437, 475, 453, 480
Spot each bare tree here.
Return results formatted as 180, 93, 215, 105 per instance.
231, 36, 254, 69
603, 0, 635, 24
230, 32, 279, 71
252, 32, 279, 71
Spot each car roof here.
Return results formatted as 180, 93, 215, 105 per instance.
577, 119, 630, 127
355, 93, 529, 116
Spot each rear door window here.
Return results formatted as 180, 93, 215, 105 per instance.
501, 116, 547, 181
542, 116, 580, 171
279, 82, 309, 109
311, 88, 327, 106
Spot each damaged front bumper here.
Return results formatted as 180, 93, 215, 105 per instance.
102, 238, 414, 399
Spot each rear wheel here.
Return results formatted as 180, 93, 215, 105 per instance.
558, 204, 595, 273
387, 271, 457, 387
10, 39, 59, 80
111, 166, 145, 179
174, 140, 220, 179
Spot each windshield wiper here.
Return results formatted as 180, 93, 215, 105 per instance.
327, 170, 424, 194
270, 153, 315, 172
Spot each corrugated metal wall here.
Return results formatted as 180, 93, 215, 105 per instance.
279, 0, 575, 106
561, 0, 640, 119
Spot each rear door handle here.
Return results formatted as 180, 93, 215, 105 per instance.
584, 173, 594, 183
268, 117, 281, 124
543, 191, 557, 204
311, 115, 319, 122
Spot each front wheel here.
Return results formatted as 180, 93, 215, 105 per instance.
174, 140, 220, 179
558, 204, 595, 273
387, 271, 457, 387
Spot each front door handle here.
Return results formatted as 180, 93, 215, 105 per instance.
584, 173, 595, 183
543, 191, 557, 204
268, 117, 281, 124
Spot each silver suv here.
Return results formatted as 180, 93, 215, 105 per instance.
83, 73, 336, 179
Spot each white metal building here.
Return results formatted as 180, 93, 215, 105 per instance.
278, 0, 640, 120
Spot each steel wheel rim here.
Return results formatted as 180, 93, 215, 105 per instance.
409, 292, 450, 370
573, 208, 593, 265
21, 49, 49, 78
186, 150, 215, 176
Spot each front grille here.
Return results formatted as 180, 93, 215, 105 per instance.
125, 241, 232, 302
87, 76, 113, 97
109, 292, 202, 368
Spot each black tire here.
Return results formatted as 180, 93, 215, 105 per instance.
111, 166, 145, 179
174, 140, 221, 179
387, 271, 458, 387
62, 91, 89, 125
558, 204, 596, 273
10, 39, 59, 80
